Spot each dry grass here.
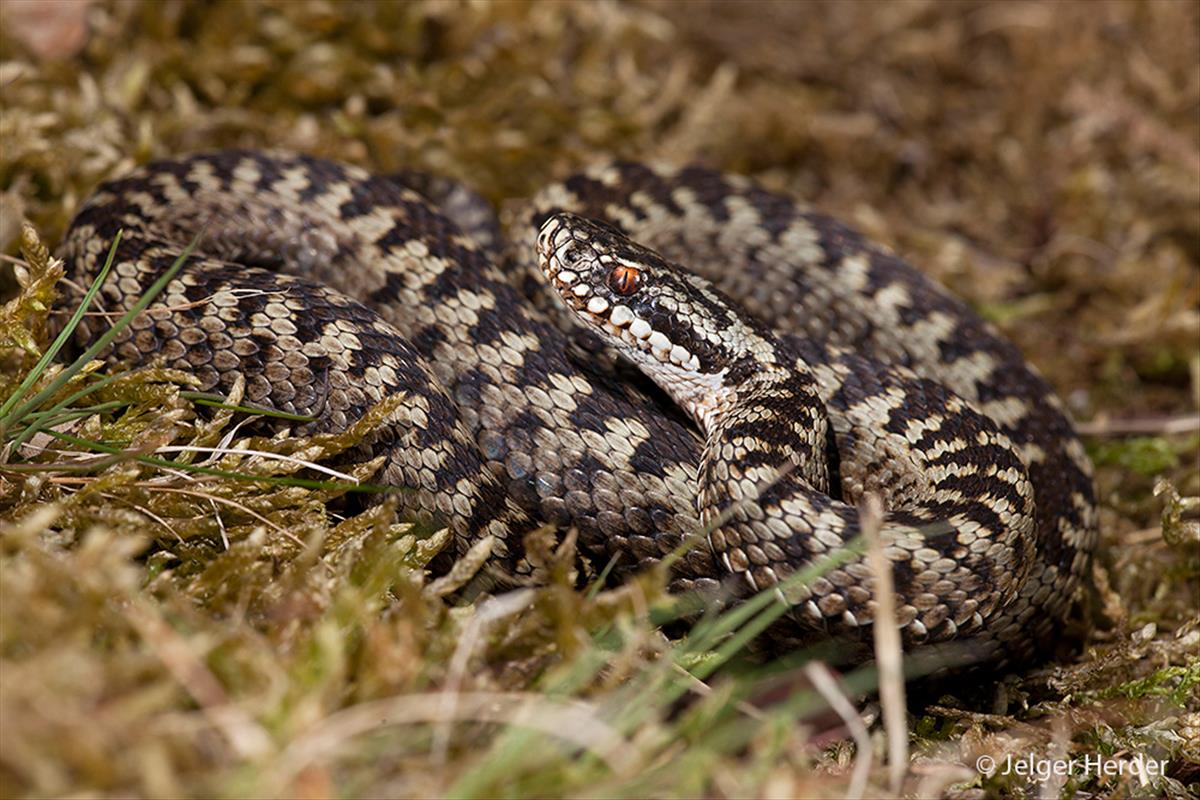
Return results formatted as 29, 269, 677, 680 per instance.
1, 1, 1197, 797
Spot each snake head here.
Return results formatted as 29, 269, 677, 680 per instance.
537, 212, 780, 424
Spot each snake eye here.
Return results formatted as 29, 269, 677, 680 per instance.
608, 265, 641, 296
563, 247, 581, 266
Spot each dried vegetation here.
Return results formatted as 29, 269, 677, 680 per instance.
1, 1, 1197, 797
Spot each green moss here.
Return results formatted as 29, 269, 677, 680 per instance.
1092, 661, 1200, 707
1089, 436, 1190, 477
1, 1, 1198, 798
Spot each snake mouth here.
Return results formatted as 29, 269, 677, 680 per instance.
536, 215, 591, 308
537, 214, 702, 372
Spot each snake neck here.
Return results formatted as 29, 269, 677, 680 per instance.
703, 366, 834, 498
534, 211, 834, 494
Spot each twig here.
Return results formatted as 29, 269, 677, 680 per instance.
862, 492, 907, 794
156, 444, 359, 483
270, 691, 636, 790
803, 662, 871, 800
1076, 415, 1200, 436
670, 662, 766, 721
99, 491, 184, 543
432, 589, 536, 764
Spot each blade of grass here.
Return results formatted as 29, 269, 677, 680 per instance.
181, 391, 316, 422
861, 493, 907, 793
21, 401, 129, 434
157, 444, 364, 483
0, 231, 123, 424
9, 375, 141, 451
604, 541, 867, 739
34, 428, 394, 493
14, 377, 316, 454
584, 553, 620, 600
3, 233, 198, 432
683, 538, 864, 659
805, 661, 872, 799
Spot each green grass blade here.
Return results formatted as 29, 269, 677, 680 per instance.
683, 539, 863, 659
181, 391, 316, 422
6, 371, 135, 451
25, 401, 128, 432
12, 378, 317, 455
0, 231, 123, 424
3, 233, 199, 431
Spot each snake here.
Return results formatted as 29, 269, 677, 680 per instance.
55, 151, 1098, 670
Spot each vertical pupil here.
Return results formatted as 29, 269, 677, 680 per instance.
610, 267, 638, 295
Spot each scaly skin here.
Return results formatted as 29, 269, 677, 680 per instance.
56, 151, 1098, 670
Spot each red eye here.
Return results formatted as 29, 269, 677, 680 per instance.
608, 265, 641, 296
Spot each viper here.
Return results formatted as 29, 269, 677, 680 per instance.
55, 151, 1098, 670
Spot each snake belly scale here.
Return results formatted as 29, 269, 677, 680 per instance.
56, 151, 1098, 669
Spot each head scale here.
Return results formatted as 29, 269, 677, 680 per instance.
536, 212, 774, 424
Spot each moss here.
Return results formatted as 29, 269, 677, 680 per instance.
1089, 436, 1195, 477
1, 1, 1198, 797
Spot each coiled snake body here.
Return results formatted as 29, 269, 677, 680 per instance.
57, 152, 1098, 669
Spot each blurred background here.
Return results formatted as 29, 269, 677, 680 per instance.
1, 1, 1197, 796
